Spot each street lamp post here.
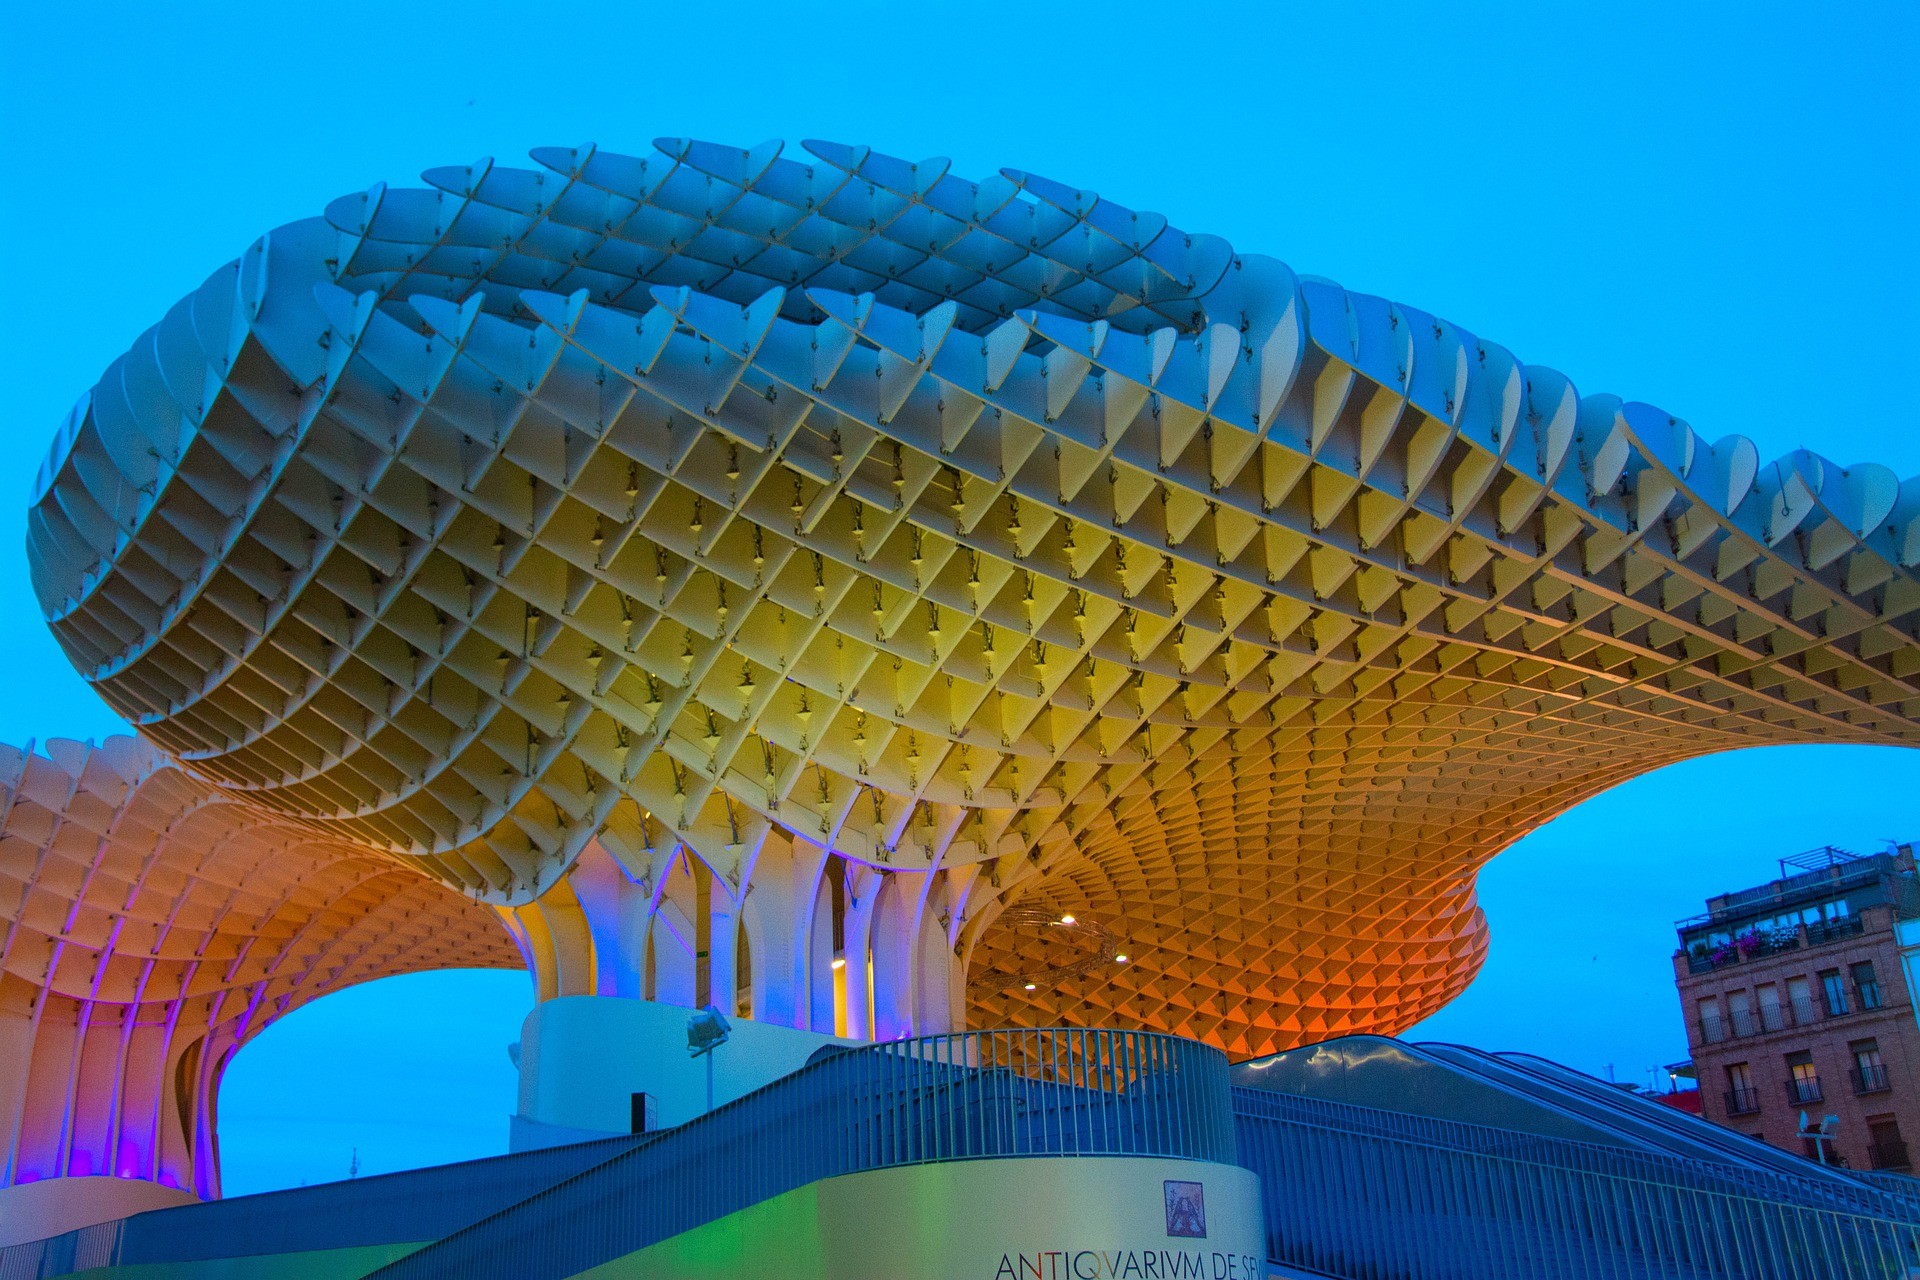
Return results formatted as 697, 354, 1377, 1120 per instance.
686, 1006, 733, 1115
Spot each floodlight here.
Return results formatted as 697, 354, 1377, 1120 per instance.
686, 1005, 732, 1058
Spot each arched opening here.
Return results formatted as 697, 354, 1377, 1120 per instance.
734, 909, 754, 1020
215, 970, 532, 1197
648, 851, 701, 1008
868, 872, 915, 1041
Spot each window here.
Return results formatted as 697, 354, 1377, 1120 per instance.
1724, 1063, 1759, 1115
1728, 989, 1757, 1037
1786, 1054, 1822, 1105
1697, 996, 1726, 1044
1868, 1118, 1910, 1172
1787, 976, 1816, 1025
1852, 961, 1883, 1011
1820, 969, 1849, 1017
1756, 983, 1784, 1032
1851, 1041, 1889, 1094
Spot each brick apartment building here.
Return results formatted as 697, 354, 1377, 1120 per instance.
1673, 845, 1920, 1172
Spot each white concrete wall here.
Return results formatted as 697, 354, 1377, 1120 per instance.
0, 1175, 196, 1248
580, 1156, 1266, 1280
512, 995, 856, 1145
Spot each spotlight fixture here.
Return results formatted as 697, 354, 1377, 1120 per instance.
976, 906, 1119, 993
830, 955, 846, 970
1115, 954, 1130, 964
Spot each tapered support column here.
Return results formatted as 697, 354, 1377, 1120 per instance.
524, 831, 981, 1045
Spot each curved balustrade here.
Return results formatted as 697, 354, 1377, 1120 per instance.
2, 1028, 1232, 1279
1235, 1089, 1920, 1280
374, 1026, 1231, 1279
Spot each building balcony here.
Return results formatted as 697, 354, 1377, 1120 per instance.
1805, 916, 1866, 946
1869, 1138, 1911, 1172
1679, 914, 1871, 974
1786, 1077, 1823, 1105
1682, 928, 1802, 973
1695, 997, 1902, 1050
1851, 1064, 1892, 1095
1724, 1087, 1761, 1116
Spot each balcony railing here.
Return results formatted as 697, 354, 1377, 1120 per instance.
1853, 1064, 1892, 1095
1724, 1087, 1761, 1115
1684, 928, 1802, 972
1806, 916, 1866, 945
1681, 915, 1870, 972
1787, 1076, 1824, 1105
1698, 996, 1896, 1047
1869, 1138, 1912, 1172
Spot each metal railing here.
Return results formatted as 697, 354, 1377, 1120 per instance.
1702, 997, 1883, 1042
1807, 916, 1867, 945
2, 1028, 1226, 1280
1789, 1076, 1825, 1105
1854, 1064, 1893, 1095
1680, 915, 1872, 973
0, 1133, 649, 1280
1725, 1086, 1762, 1115
1235, 1090, 1920, 1279
1231, 1088, 1917, 1222
368, 1027, 1231, 1279
12, 1027, 1917, 1280
1870, 1140, 1912, 1173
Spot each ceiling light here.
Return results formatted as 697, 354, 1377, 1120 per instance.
1023, 982, 1037, 991
1115, 954, 1129, 964
1059, 913, 1076, 925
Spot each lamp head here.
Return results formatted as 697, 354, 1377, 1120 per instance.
686, 1005, 733, 1056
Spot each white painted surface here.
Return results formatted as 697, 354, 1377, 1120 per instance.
0, 1175, 196, 1248
594, 1155, 1265, 1279
513, 994, 855, 1143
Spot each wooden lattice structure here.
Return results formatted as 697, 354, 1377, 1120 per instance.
18, 138, 1920, 1153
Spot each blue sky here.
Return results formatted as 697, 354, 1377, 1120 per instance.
3, 0, 1916, 1193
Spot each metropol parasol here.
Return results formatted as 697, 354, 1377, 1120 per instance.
8, 137, 1919, 1199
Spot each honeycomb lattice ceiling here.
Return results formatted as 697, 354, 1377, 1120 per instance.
24, 137, 1920, 1060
